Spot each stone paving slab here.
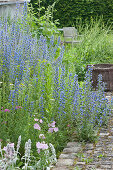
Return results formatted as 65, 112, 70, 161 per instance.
59, 153, 77, 159
63, 147, 82, 154
56, 159, 74, 166
52, 166, 70, 170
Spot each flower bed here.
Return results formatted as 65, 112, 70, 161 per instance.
0, 3, 111, 169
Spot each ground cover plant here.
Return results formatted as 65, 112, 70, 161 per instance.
0, 2, 112, 169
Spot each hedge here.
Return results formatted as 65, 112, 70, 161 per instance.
30, 0, 113, 28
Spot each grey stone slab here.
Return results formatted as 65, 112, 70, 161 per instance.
100, 127, 108, 131
59, 153, 76, 159
76, 161, 85, 165
84, 149, 93, 154
93, 151, 103, 155
63, 147, 81, 153
95, 147, 104, 151
74, 165, 84, 169
100, 161, 112, 165
99, 132, 110, 137
105, 154, 113, 157
56, 159, 74, 167
108, 136, 113, 140
95, 144, 104, 147
85, 143, 94, 150
67, 142, 81, 148
100, 164, 112, 169
100, 157, 112, 161
106, 147, 113, 151
104, 151, 113, 157
89, 162, 101, 166
51, 166, 69, 170
104, 141, 112, 145
85, 165, 95, 169
90, 169, 103, 170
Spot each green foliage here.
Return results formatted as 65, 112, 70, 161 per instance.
27, 0, 59, 39
30, 0, 113, 28
63, 19, 113, 81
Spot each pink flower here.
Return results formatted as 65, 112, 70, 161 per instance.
67, 124, 70, 127
39, 134, 45, 139
34, 123, 41, 130
1, 107, 3, 111
36, 142, 48, 150
48, 127, 58, 133
48, 128, 54, 133
3, 143, 15, 158
34, 118, 39, 121
37, 149, 40, 153
3, 143, 14, 152
19, 106, 22, 109
39, 119, 43, 123
9, 143, 14, 147
4, 109, 10, 112
48, 121, 56, 127
16, 106, 22, 109
54, 127, 59, 132
3, 146, 7, 152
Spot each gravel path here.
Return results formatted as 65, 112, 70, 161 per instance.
51, 92, 113, 170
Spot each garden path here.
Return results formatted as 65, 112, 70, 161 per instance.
51, 92, 113, 170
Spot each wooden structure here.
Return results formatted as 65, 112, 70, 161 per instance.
88, 64, 113, 91
0, 0, 30, 19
